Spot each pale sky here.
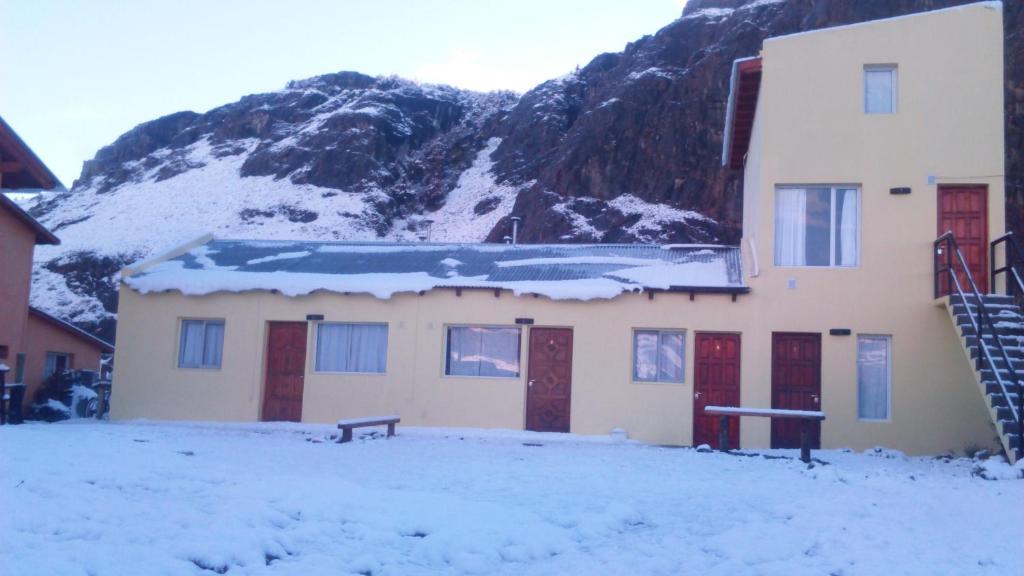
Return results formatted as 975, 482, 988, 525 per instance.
1, 0, 687, 186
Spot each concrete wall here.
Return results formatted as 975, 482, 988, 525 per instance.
0, 204, 35, 368
112, 282, 996, 455
738, 2, 1004, 452
111, 4, 1005, 456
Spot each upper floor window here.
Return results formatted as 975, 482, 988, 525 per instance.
864, 65, 897, 114
315, 322, 388, 374
775, 186, 859, 267
179, 319, 224, 369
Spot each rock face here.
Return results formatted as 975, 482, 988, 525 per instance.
27, 0, 1024, 343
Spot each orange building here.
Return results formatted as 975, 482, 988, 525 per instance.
0, 116, 113, 410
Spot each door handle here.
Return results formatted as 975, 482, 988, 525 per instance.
694, 391, 702, 399
812, 394, 820, 405
528, 379, 535, 388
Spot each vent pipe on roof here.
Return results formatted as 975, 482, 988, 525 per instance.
511, 216, 522, 245
503, 235, 512, 244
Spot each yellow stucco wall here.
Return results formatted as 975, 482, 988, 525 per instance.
112, 3, 1005, 455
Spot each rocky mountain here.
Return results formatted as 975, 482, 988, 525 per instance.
26, 0, 1023, 344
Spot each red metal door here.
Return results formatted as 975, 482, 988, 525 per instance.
526, 327, 573, 432
938, 185, 988, 295
771, 332, 821, 449
693, 332, 741, 448
262, 322, 307, 422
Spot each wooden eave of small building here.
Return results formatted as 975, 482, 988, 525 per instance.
0, 115, 63, 191
721, 56, 763, 170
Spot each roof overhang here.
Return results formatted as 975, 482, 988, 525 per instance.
0, 115, 63, 190
28, 307, 114, 353
721, 56, 763, 170
0, 192, 60, 245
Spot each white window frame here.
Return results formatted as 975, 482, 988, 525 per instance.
864, 64, 897, 114
313, 322, 389, 375
857, 334, 892, 422
443, 325, 522, 379
774, 185, 861, 268
631, 328, 686, 384
44, 352, 72, 378
177, 318, 225, 370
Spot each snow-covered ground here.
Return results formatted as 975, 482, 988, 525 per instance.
1, 422, 1021, 575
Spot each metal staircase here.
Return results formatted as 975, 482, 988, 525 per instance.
935, 232, 1023, 463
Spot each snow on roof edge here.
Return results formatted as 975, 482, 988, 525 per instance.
122, 237, 748, 302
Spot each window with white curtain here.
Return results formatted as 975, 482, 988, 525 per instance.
178, 319, 225, 369
445, 326, 521, 378
633, 329, 685, 383
315, 323, 388, 374
864, 65, 897, 114
857, 335, 891, 420
774, 186, 859, 267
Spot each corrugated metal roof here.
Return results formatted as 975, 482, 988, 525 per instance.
127, 239, 747, 300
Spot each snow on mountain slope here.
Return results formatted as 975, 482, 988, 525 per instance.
30, 133, 526, 336
27, 0, 1024, 344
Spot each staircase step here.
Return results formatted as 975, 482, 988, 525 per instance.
981, 294, 1018, 304
954, 313, 1024, 327
988, 392, 1021, 409
1000, 419, 1021, 434
964, 335, 1024, 349
982, 357, 1024, 370
980, 369, 1024, 385
969, 346, 1024, 361
993, 405, 1021, 422
959, 324, 1024, 337
952, 302, 1022, 315
983, 380, 1022, 396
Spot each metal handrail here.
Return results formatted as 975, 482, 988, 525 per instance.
991, 232, 1024, 304
935, 232, 1021, 454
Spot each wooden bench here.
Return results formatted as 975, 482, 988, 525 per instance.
336, 415, 400, 443
704, 406, 827, 463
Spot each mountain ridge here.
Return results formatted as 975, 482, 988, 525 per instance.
26, 0, 1023, 343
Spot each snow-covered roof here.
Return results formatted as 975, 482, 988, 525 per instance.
124, 239, 748, 301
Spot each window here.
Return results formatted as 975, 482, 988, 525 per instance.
445, 326, 521, 378
775, 186, 859, 267
633, 329, 685, 383
315, 323, 388, 373
864, 65, 897, 114
857, 335, 891, 420
0, 345, 8, 359
44, 352, 72, 378
178, 319, 225, 369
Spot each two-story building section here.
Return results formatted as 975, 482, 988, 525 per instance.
111, 2, 1018, 461
1, 116, 114, 412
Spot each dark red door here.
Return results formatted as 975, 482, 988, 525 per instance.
771, 332, 821, 449
693, 332, 741, 448
526, 327, 573, 432
262, 322, 307, 422
938, 185, 988, 295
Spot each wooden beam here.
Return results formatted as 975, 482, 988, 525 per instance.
0, 160, 22, 173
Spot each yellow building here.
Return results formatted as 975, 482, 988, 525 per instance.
113, 2, 1019, 460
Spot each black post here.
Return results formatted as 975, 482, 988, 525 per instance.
799, 419, 811, 463
718, 415, 729, 452
0, 368, 7, 426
